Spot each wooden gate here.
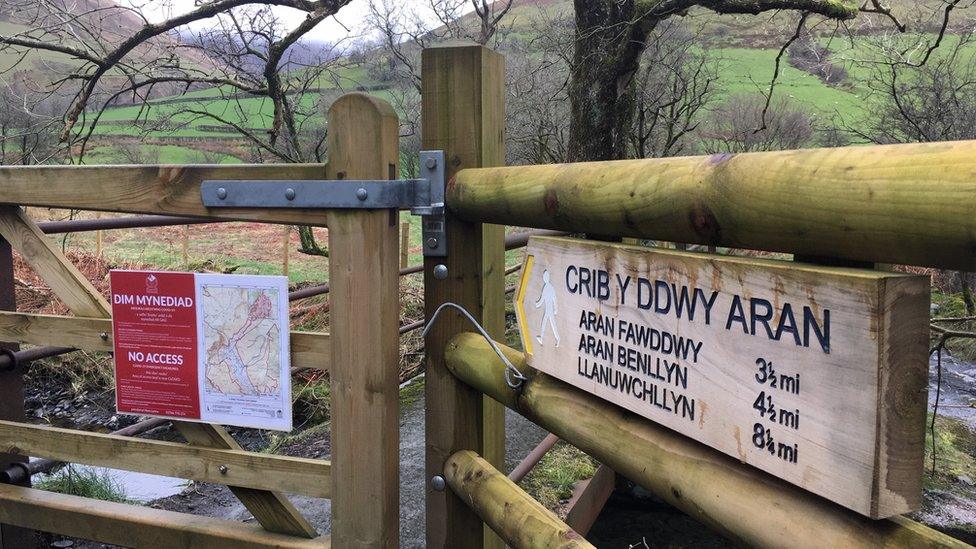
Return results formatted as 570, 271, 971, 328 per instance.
0, 93, 401, 548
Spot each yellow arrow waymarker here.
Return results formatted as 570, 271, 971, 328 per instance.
514, 253, 535, 357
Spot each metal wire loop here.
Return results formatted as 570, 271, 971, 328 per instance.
423, 302, 527, 390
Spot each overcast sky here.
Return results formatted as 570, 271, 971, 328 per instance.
134, 0, 446, 43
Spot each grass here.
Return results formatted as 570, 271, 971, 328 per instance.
399, 376, 426, 408
924, 414, 976, 492
292, 376, 331, 426
712, 47, 864, 122
26, 350, 115, 398
520, 442, 598, 512
36, 465, 130, 503
83, 144, 243, 164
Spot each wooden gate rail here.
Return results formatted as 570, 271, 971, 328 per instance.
0, 483, 328, 549
1, 417, 168, 484
0, 312, 329, 371
448, 140, 976, 270
443, 333, 970, 548
0, 420, 331, 497
444, 450, 595, 549
0, 164, 328, 225
564, 464, 616, 538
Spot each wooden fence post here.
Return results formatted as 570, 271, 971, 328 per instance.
0, 236, 32, 549
422, 43, 506, 549
182, 224, 190, 268
327, 93, 401, 548
400, 222, 410, 269
282, 226, 290, 277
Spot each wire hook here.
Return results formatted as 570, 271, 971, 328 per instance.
423, 302, 527, 390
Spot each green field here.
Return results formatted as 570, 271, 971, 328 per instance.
74, 10, 976, 163
88, 45, 867, 163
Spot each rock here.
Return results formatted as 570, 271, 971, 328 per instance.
50, 540, 73, 548
959, 475, 974, 487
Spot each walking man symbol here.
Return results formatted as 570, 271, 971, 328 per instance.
535, 269, 559, 346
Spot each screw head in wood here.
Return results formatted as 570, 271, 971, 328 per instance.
431, 475, 446, 491
99, 332, 109, 341
433, 264, 448, 280
219, 465, 228, 475
216, 187, 227, 200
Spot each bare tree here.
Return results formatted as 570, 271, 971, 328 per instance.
854, 19, 976, 144
0, 1, 357, 256
787, 32, 848, 86
702, 93, 815, 153
505, 10, 717, 165
504, 8, 573, 165
0, 1, 353, 145
172, 7, 339, 164
631, 20, 717, 158
0, 84, 67, 165
567, 0, 927, 162
363, 0, 514, 176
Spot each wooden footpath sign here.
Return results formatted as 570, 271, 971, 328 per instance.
515, 236, 929, 518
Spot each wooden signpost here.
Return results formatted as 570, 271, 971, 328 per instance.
515, 236, 929, 519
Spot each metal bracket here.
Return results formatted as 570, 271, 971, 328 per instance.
415, 151, 446, 257
201, 150, 446, 256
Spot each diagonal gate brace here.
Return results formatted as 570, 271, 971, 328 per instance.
201, 151, 447, 256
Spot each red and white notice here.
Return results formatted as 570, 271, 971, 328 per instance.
110, 270, 291, 431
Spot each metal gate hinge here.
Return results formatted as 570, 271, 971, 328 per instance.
200, 150, 446, 257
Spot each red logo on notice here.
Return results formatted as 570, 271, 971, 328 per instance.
145, 274, 158, 294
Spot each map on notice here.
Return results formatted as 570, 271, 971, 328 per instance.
197, 274, 290, 430
111, 271, 291, 431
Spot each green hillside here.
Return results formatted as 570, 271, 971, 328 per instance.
80, 1, 969, 163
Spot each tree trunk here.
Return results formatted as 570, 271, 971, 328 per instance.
298, 225, 327, 257
567, 1, 654, 162
962, 272, 976, 315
